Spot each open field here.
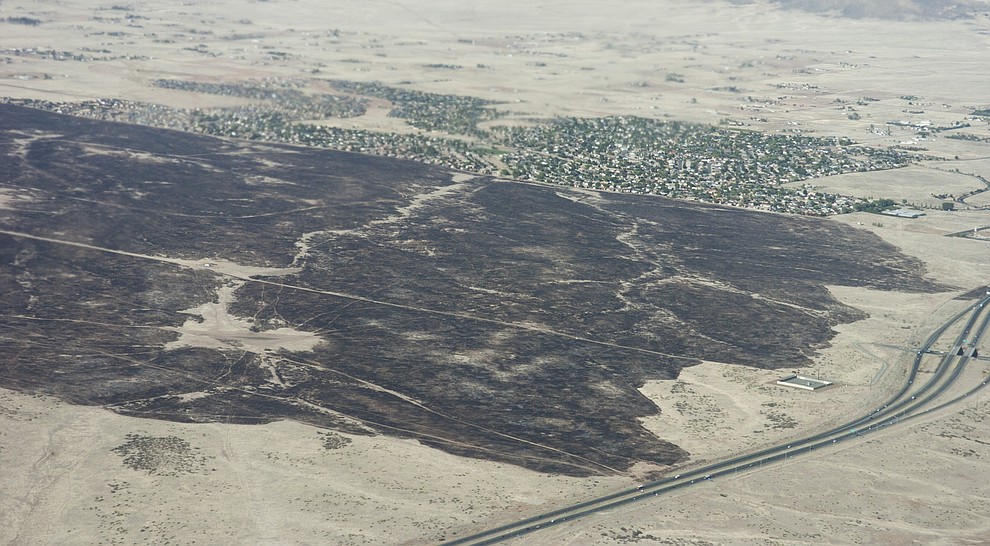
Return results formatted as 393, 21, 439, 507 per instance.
2, 0, 990, 544
785, 164, 979, 208
2, 0, 990, 142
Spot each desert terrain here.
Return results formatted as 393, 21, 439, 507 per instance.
2, 0, 990, 544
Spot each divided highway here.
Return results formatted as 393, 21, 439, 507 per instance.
444, 291, 990, 545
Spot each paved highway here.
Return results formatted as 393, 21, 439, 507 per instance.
444, 291, 990, 545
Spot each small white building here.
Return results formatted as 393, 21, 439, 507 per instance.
881, 209, 925, 219
777, 374, 832, 391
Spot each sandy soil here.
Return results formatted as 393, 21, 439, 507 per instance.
0, 388, 628, 545
165, 281, 323, 354
2, 0, 990, 544
531, 399, 990, 545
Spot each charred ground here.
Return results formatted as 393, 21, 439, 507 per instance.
0, 105, 946, 475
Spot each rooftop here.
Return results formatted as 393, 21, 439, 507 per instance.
777, 374, 833, 391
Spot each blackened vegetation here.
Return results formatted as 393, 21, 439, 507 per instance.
112, 434, 210, 476
319, 431, 352, 450
0, 105, 946, 476
955, 286, 990, 300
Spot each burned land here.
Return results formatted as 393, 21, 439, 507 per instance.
0, 104, 945, 476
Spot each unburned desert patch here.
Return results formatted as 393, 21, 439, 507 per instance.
0, 387, 631, 545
